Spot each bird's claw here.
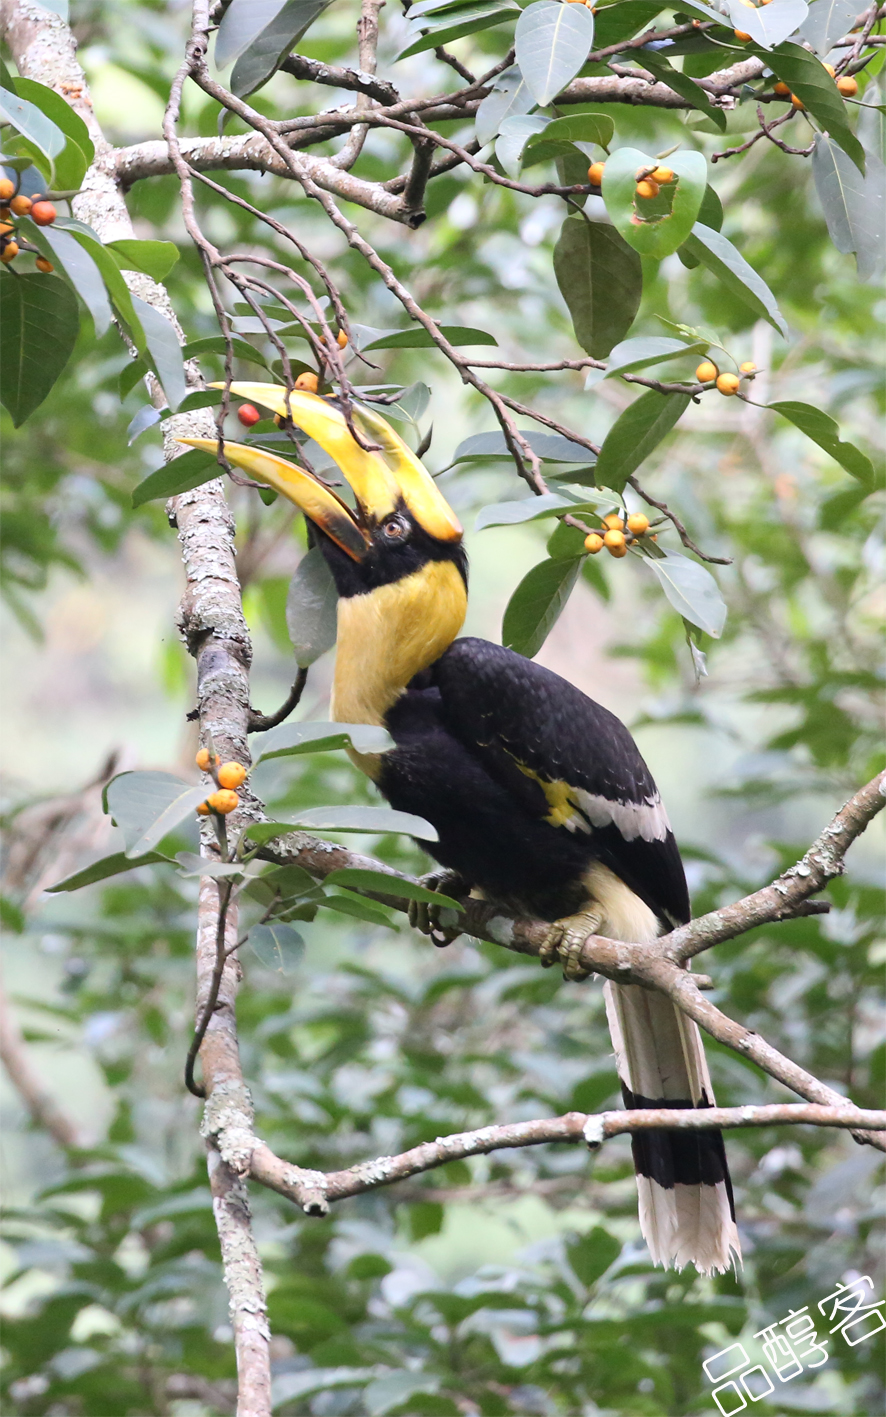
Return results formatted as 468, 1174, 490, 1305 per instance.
407, 870, 468, 948
540, 910, 603, 981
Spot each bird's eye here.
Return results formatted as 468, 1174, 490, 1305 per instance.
383, 516, 409, 541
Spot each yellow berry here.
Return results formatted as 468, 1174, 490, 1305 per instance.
584, 533, 604, 554
336, 329, 348, 348
217, 761, 248, 789
734, 29, 752, 41
650, 166, 674, 184
195, 747, 213, 770
606, 539, 628, 559
739, 361, 757, 374
0, 177, 14, 201
587, 161, 606, 186
695, 360, 719, 383
294, 371, 319, 393
9, 194, 31, 216
602, 513, 624, 531
791, 93, 805, 110
207, 789, 239, 815
823, 64, 836, 78
197, 801, 212, 816
717, 372, 741, 396
603, 528, 626, 550
1, 242, 19, 263
837, 75, 857, 97
627, 513, 649, 535
636, 179, 659, 200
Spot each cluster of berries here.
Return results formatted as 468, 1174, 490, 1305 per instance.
235, 334, 348, 428
195, 748, 247, 816
695, 358, 757, 395
773, 64, 857, 105
583, 511, 653, 559
0, 176, 57, 267
586, 161, 676, 201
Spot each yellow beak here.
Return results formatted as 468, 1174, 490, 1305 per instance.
176, 437, 370, 561
209, 382, 463, 543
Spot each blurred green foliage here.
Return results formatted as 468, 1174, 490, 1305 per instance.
1, 0, 884, 1414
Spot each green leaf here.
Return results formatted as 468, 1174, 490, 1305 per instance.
0, 272, 78, 427
249, 921, 305, 972
104, 771, 209, 857
325, 868, 463, 911
398, 5, 517, 59
284, 546, 339, 667
231, 0, 332, 95
120, 356, 149, 399
547, 520, 589, 559
640, 52, 726, 129
46, 850, 174, 892
475, 66, 536, 146
811, 135, 885, 284
681, 223, 788, 337
476, 491, 580, 529
216, 0, 288, 67
799, 0, 859, 54
358, 325, 497, 351
516, 0, 594, 107
643, 548, 727, 637
132, 448, 220, 507
592, 0, 665, 48
754, 40, 865, 173
53, 218, 148, 353
502, 556, 583, 658
566, 1227, 621, 1287
594, 390, 691, 492
529, 112, 614, 149
241, 822, 309, 847
321, 891, 398, 926
495, 114, 549, 177
254, 720, 395, 762
451, 429, 594, 465
12, 76, 93, 188
724, 0, 808, 49
0, 87, 65, 161
181, 335, 272, 368
554, 216, 642, 360
131, 296, 186, 411
603, 336, 707, 379
105, 239, 179, 281
286, 805, 438, 840
602, 147, 708, 259
174, 852, 251, 880
768, 401, 875, 484
25, 222, 112, 336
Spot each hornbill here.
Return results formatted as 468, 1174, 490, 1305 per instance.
182, 383, 741, 1275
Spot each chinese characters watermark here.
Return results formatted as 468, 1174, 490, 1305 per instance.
702, 1276, 885, 1415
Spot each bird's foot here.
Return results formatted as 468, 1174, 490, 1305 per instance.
407, 870, 469, 948
540, 908, 604, 981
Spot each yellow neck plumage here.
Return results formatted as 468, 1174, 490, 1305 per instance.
331, 559, 467, 770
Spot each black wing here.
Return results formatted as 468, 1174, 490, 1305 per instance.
432, 637, 690, 927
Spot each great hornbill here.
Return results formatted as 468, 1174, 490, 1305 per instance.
182, 383, 741, 1275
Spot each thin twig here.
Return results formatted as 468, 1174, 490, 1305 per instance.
248, 667, 309, 733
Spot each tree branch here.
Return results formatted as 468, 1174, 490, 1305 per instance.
0, 979, 82, 1150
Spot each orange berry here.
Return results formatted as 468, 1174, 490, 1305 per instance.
602, 513, 624, 531
217, 761, 248, 789
1, 242, 19, 263
773, 81, 791, 96
823, 64, 836, 78
35, 256, 54, 273
9, 194, 31, 216
30, 200, 57, 226
0, 222, 12, 236
695, 360, 719, 383
739, 361, 757, 375
717, 372, 741, 396
207, 789, 239, 815
0, 177, 14, 201
584, 533, 604, 554
197, 801, 212, 816
734, 29, 752, 40
336, 329, 348, 348
791, 93, 805, 110
627, 513, 649, 535
837, 75, 858, 97
603, 528, 626, 550
635, 179, 659, 200
650, 166, 674, 184
587, 161, 606, 186
237, 403, 261, 427
195, 747, 214, 770
606, 539, 628, 559
294, 371, 319, 393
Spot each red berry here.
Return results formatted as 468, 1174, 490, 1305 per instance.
30, 201, 57, 226
237, 403, 261, 427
